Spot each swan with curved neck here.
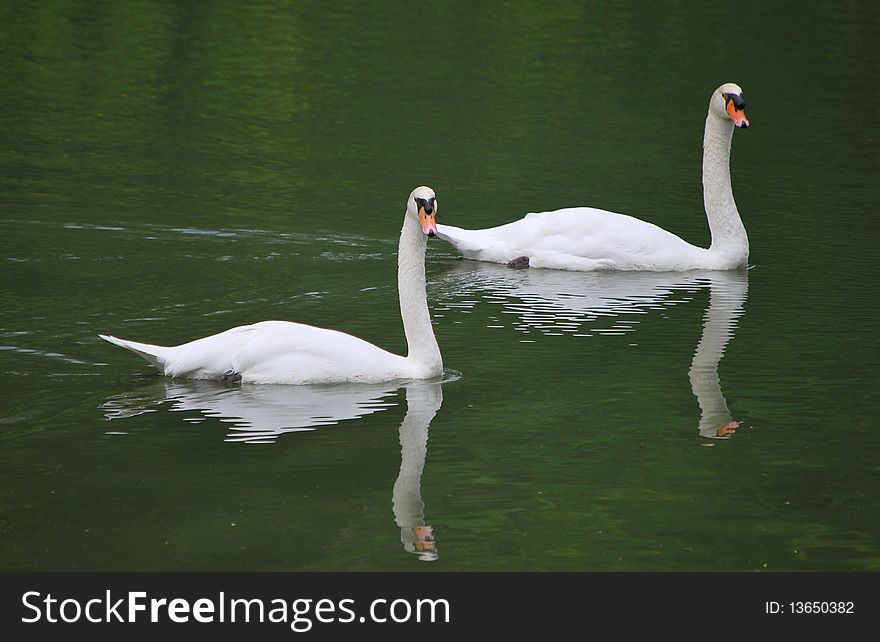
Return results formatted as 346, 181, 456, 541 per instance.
99, 186, 443, 384
436, 83, 750, 271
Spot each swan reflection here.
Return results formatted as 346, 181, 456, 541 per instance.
433, 262, 711, 336
435, 262, 747, 438
393, 382, 443, 561
101, 376, 447, 560
688, 270, 747, 439
101, 379, 401, 443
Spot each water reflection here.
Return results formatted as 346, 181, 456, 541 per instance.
392, 382, 442, 561
101, 380, 400, 443
435, 263, 747, 438
433, 262, 710, 337
687, 271, 747, 439
101, 377, 446, 560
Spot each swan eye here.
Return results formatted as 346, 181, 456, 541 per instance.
723, 92, 746, 110
415, 197, 435, 213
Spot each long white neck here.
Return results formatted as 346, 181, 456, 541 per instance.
703, 114, 748, 258
398, 215, 442, 374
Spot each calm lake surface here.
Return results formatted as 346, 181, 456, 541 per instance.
1, 1, 878, 571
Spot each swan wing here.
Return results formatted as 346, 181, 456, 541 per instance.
438, 207, 711, 271
152, 320, 409, 385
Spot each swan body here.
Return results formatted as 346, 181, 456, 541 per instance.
100, 186, 443, 385
436, 83, 751, 272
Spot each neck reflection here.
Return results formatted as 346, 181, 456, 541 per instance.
101, 375, 449, 561
688, 270, 748, 439
392, 381, 443, 561
435, 262, 748, 439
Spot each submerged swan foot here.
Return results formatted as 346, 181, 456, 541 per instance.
507, 256, 530, 268
220, 369, 242, 382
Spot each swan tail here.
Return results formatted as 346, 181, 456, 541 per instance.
99, 334, 171, 370
434, 224, 483, 254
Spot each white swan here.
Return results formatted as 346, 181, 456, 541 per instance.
99, 186, 444, 385
436, 83, 750, 271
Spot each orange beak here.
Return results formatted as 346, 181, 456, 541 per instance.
419, 207, 437, 236
726, 100, 750, 128
413, 525, 435, 552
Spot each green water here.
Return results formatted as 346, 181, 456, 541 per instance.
1, 0, 878, 571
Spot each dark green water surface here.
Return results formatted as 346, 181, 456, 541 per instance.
1, 1, 878, 570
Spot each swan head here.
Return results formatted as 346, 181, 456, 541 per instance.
711, 83, 749, 129
407, 185, 438, 237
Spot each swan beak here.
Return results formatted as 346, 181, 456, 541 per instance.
419, 206, 438, 237
413, 525, 435, 552
726, 99, 749, 128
